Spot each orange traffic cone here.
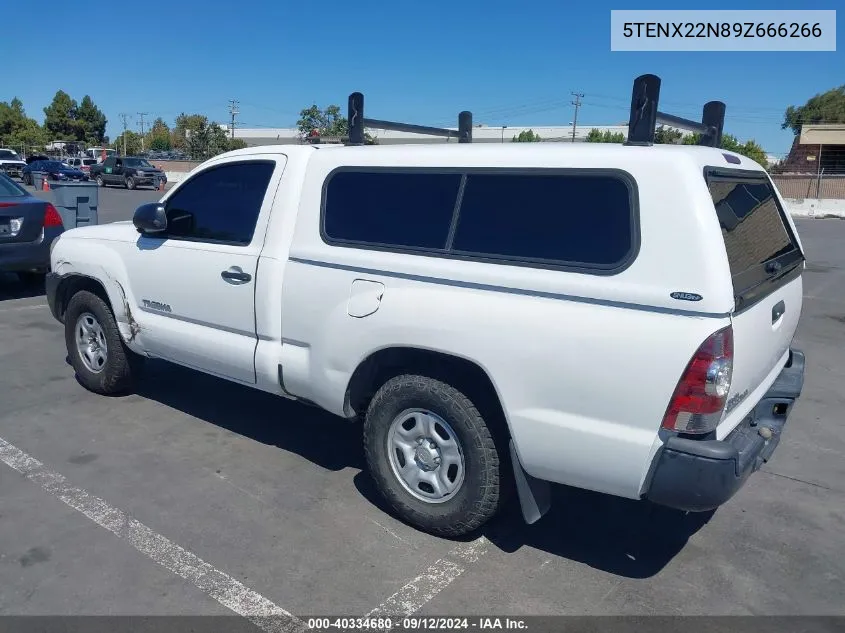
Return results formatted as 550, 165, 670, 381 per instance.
42, 176, 50, 191
158, 178, 165, 192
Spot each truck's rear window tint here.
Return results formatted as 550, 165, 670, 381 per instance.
707, 173, 801, 292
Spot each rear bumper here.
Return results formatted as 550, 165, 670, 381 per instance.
644, 348, 806, 512
0, 226, 62, 273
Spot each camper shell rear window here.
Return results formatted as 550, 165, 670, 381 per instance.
705, 167, 804, 307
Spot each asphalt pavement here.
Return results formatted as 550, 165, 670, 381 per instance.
1, 191, 843, 622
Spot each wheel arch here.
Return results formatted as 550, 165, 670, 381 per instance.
54, 272, 142, 349
344, 345, 512, 451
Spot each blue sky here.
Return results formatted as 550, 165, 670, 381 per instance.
3, 0, 842, 156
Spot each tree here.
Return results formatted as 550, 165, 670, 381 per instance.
113, 130, 143, 156
228, 138, 248, 151
585, 129, 625, 143
75, 95, 107, 143
172, 113, 209, 151
0, 98, 28, 137
297, 104, 348, 139
782, 85, 845, 135
1, 98, 48, 153
680, 132, 768, 168
147, 117, 172, 151
512, 129, 542, 142
182, 119, 230, 160
43, 90, 79, 140
653, 126, 684, 144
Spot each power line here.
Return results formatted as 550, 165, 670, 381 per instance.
570, 93, 584, 143
228, 99, 240, 139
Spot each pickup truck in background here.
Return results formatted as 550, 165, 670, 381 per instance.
0, 148, 27, 180
90, 156, 167, 190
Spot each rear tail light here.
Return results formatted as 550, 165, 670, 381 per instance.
661, 325, 734, 434
44, 203, 63, 228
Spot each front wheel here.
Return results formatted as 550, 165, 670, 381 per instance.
64, 290, 144, 395
125, 176, 135, 190
363, 375, 502, 537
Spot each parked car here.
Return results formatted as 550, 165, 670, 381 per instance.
65, 157, 98, 177
44, 78, 807, 538
0, 148, 27, 179
0, 172, 64, 284
89, 156, 166, 189
22, 160, 89, 186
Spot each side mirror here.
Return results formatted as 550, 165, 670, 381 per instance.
133, 203, 167, 235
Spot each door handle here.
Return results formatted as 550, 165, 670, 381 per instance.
221, 267, 252, 284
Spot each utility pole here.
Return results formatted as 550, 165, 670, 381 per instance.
570, 92, 584, 143
137, 112, 148, 152
119, 113, 130, 157
228, 99, 240, 139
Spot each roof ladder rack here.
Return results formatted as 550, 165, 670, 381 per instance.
347, 92, 473, 145
625, 74, 725, 148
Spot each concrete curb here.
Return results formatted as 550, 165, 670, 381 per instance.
786, 198, 845, 220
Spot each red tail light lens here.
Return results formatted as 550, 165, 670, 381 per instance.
662, 325, 734, 434
44, 203, 64, 228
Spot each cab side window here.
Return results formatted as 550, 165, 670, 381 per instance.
163, 161, 275, 245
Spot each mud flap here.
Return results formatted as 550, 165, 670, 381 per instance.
509, 440, 551, 524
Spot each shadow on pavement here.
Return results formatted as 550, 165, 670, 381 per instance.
353, 457, 714, 578
0, 273, 46, 302
129, 357, 711, 578
133, 359, 365, 472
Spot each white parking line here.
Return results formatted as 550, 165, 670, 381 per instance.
366, 537, 490, 617
0, 436, 306, 633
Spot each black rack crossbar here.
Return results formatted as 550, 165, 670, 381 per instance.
655, 112, 709, 136
347, 92, 473, 145
361, 118, 463, 139
626, 74, 725, 148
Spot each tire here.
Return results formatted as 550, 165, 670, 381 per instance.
125, 176, 135, 190
64, 290, 143, 395
363, 375, 501, 537
96, 176, 105, 187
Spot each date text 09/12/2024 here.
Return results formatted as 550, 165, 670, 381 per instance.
305, 617, 528, 631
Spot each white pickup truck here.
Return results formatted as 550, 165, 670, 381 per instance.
45, 85, 807, 536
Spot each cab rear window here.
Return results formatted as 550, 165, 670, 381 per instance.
705, 169, 803, 299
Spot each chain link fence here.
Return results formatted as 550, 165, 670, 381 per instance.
771, 173, 845, 200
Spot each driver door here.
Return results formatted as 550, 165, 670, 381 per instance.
124, 155, 286, 384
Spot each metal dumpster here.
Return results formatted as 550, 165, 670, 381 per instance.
49, 182, 99, 229
31, 172, 48, 191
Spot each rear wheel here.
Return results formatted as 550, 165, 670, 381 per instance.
363, 375, 501, 537
96, 175, 104, 187
64, 290, 144, 395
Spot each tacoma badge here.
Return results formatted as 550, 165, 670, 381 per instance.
142, 299, 172, 313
